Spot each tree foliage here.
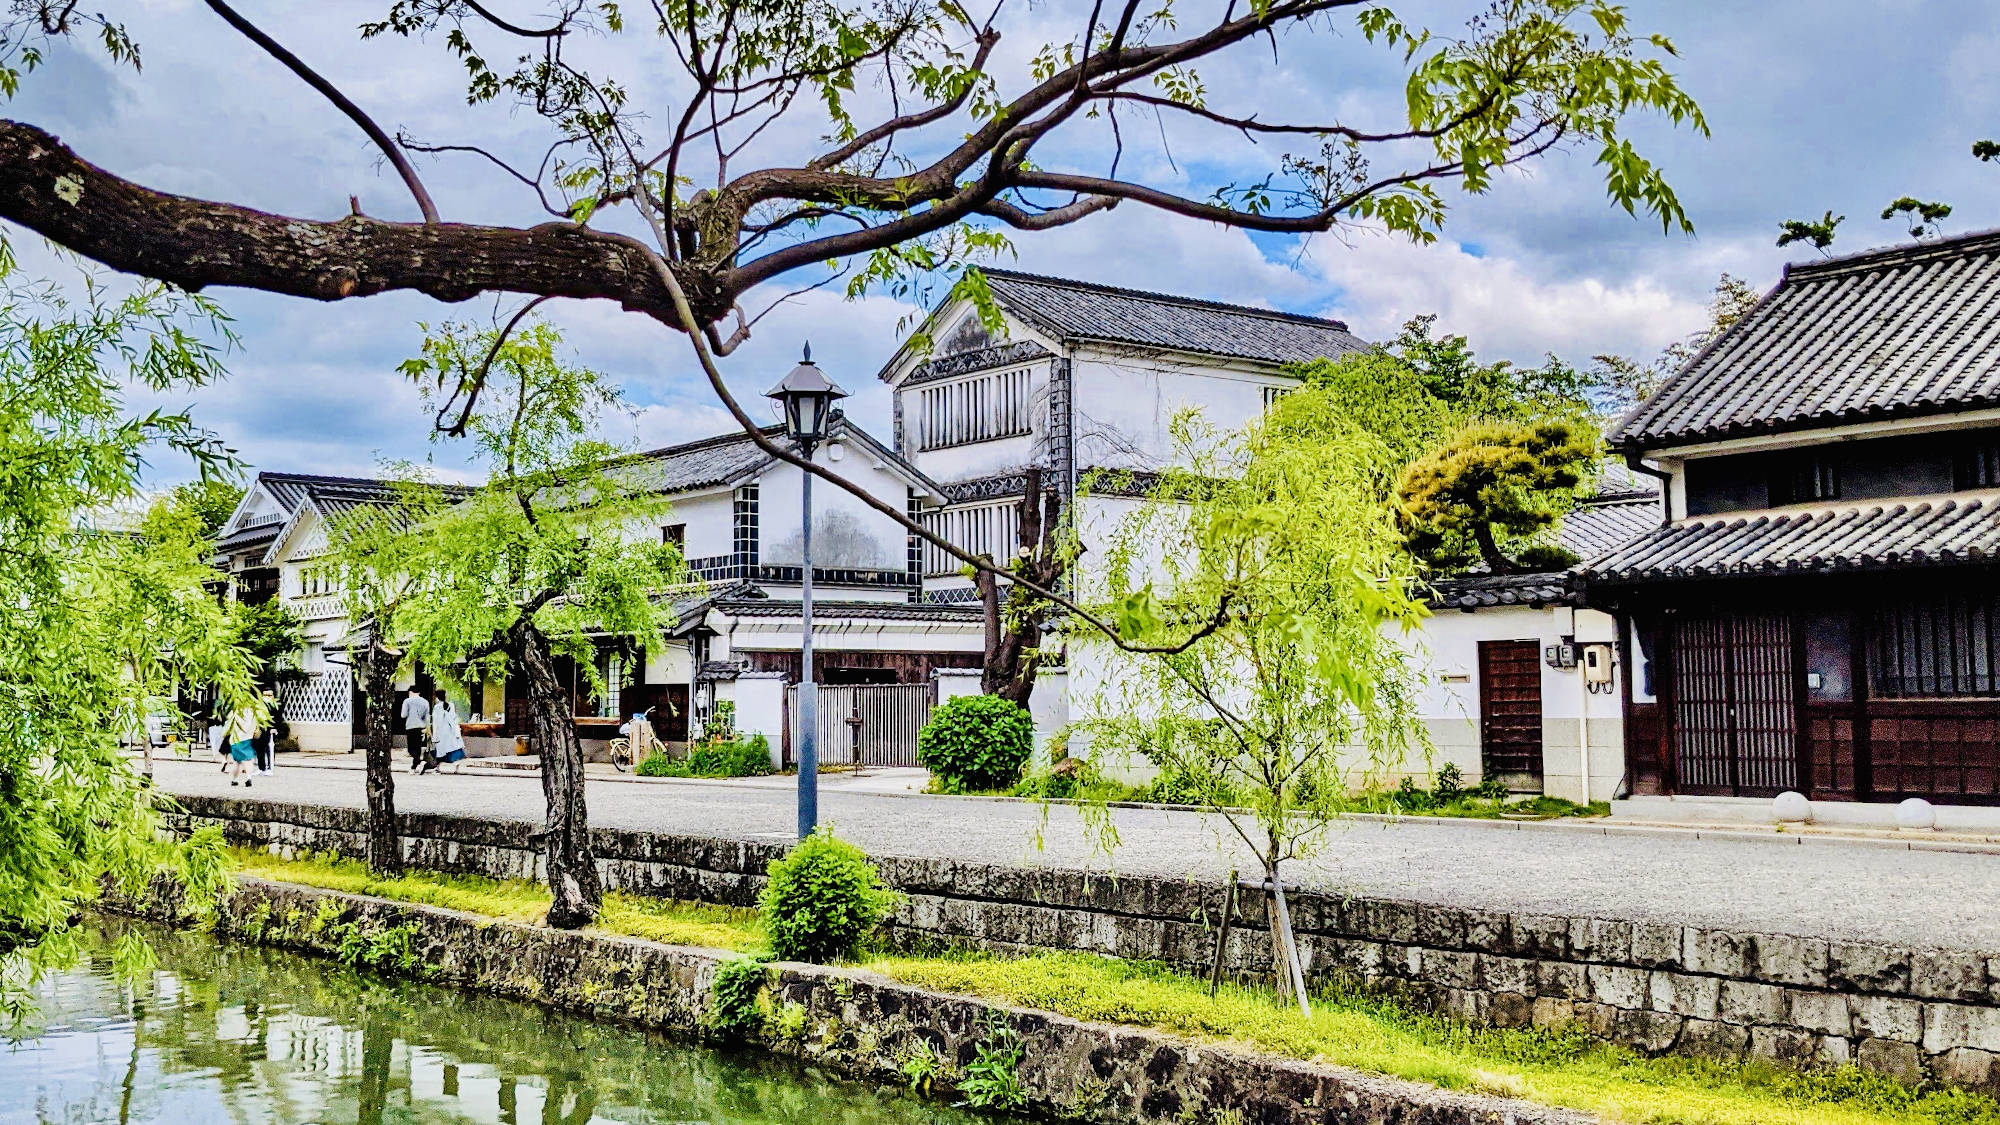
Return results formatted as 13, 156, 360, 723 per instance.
1078, 397, 1424, 996
1395, 418, 1598, 574
0, 242, 248, 1017
169, 477, 246, 540
336, 321, 687, 926
1775, 210, 1843, 254
917, 694, 1034, 793
1590, 272, 1761, 415
0, 0, 1706, 656
228, 598, 309, 692
1882, 196, 1952, 240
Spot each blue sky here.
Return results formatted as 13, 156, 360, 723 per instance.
9, 0, 2000, 485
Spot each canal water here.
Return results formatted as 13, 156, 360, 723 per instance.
3, 917, 981, 1125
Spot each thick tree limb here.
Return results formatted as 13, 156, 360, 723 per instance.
0, 121, 716, 320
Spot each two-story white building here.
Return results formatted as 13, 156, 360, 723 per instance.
216, 419, 984, 757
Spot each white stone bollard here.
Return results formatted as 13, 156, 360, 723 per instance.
1772, 790, 1812, 823
1895, 797, 1937, 831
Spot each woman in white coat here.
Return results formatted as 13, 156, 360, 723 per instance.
429, 689, 467, 773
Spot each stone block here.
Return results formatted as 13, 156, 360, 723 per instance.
1678, 1018, 1750, 1060
1536, 960, 1590, 1000
1718, 979, 1788, 1026
1816, 1035, 1854, 1066
1748, 933, 1829, 988
1748, 1026, 1818, 1063
1924, 1002, 2000, 1054
1788, 990, 1854, 1037
1587, 964, 1650, 1010
1576, 1002, 1620, 1039
1488, 992, 1534, 1028
1856, 1038, 1925, 1084
1346, 899, 1419, 944
1829, 940, 1911, 993
1850, 995, 1924, 1043
1684, 928, 1753, 978
1415, 905, 1468, 949
1418, 948, 1481, 990
1935, 1047, 2000, 1091
1531, 997, 1577, 1028
1614, 1008, 1684, 1054
1914, 950, 1989, 1002
1628, 921, 1683, 969
1648, 971, 1720, 1020
1511, 913, 1571, 959
1463, 909, 1511, 952
1447, 988, 1492, 1023
1569, 917, 1634, 963
1479, 954, 1535, 996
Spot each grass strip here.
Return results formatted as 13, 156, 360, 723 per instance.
228, 851, 1999, 1125
228, 849, 764, 953
873, 951, 2000, 1125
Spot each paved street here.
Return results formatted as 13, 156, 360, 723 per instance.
152, 756, 2000, 953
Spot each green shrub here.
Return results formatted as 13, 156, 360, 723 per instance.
1145, 766, 1240, 807
708, 955, 768, 1039
917, 694, 1033, 792
760, 828, 900, 963
958, 1015, 1029, 1109
634, 735, 773, 779
1433, 762, 1467, 803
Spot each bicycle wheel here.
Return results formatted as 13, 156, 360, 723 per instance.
609, 737, 631, 772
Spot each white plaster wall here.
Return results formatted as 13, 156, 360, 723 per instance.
1403, 605, 1627, 802
646, 641, 694, 685
288, 721, 350, 753
733, 673, 788, 766
933, 667, 1069, 765
1070, 347, 1291, 471
759, 448, 910, 570
664, 490, 736, 559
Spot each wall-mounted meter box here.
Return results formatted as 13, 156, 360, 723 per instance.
1582, 643, 1614, 684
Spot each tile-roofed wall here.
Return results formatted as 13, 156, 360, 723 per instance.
980, 269, 1370, 366
1613, 228, 2000, 451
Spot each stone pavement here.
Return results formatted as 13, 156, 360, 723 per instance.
148, 755, 2000, 954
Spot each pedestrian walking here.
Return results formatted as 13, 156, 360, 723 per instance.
430, 688, 466, 773
224, 698, 262, 787
207, 708, 228, 773
400, 684, 432, 772
253, 689, 280, 775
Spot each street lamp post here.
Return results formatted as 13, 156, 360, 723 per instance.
767, 344, 848, 840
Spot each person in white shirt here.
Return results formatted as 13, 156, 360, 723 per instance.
400, 685, 432, 772
430, 689, 466, 773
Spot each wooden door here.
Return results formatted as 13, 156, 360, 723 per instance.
1479, 641, 1544, 783
1670, 612, 1798, 795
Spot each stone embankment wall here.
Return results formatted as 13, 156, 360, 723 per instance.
123, 876, 1589, 1125
172, 795, 2000, 1092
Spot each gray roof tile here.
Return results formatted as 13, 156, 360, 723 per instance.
980, 269, 1370, 366
1577, 492, 2000, 583
1613, 229, 2000, 450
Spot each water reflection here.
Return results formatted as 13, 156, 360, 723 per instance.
4, 917, 978, 1125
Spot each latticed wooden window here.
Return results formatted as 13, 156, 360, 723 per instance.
917, 367, 1033, 450
1872, 589, 2000, 698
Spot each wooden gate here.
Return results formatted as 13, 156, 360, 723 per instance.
1670, 612, 1798, 795
788, 683, 934, 767
1478, 640, 1544, 783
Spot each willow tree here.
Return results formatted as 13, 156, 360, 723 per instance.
0, 1, 1704, 632
0, 242, 247, 1013
1077, 391, 1425, 1009
373, 322, 685, 928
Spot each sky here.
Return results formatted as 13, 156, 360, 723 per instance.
8, 0, 2000, 486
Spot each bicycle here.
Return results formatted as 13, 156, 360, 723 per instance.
608, 736, 633, 772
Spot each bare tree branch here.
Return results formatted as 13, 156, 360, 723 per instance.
204, 0, 439, 224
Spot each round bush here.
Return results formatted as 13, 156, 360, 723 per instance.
917, 694, 1033, 792
759, 828, 900, 963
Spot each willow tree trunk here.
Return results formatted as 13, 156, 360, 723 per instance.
516, 619, 601, 928
980, 468, 1066, 709
360, 634, 402, 877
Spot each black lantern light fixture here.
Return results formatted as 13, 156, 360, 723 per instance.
765, 342, 848, 457
766, 341, 848, 839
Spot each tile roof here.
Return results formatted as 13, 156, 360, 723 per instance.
1561, 496, 1662, 560
256, 472, 412, 510
1427, 572, 1571, 611
1613, 228, 2000, 451
979, 269, 1370, 366
1577, 491, 2000, 584
628, 418, 945, 499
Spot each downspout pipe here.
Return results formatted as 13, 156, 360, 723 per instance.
1623, 450, 1674, 528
